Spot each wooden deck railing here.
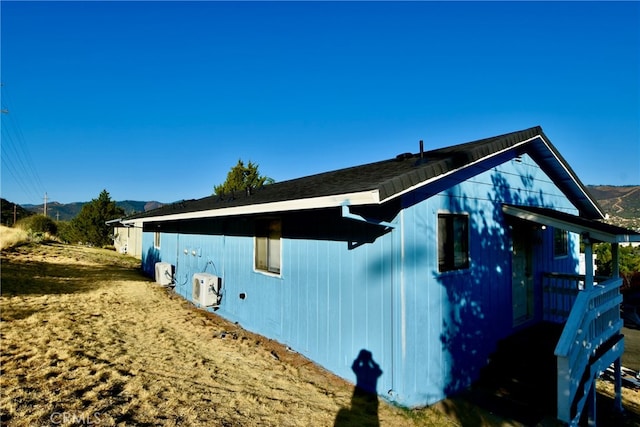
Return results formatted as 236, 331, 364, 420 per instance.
542, 273, 608, 323
554, 277, 624, 425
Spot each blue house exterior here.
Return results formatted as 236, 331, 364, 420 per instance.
125, 127, 637, 421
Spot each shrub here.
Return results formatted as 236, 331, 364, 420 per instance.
16, 215, 58, 235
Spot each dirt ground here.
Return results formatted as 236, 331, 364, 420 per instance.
0, 243, 450, 426
1, 242, 639, 426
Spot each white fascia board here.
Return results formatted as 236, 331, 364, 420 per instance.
537, 135, 605, 219
378, 137, 535, 204
121, 190, 380, 225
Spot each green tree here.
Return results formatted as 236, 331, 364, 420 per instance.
70, 190, 124, 246
595, 243, 612, 277
213, 159, 274, 195
620, 245, 640, 276
595, 242, 640, 279
56, 221, 79, 244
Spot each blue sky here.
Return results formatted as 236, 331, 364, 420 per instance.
1, 1, 639, 206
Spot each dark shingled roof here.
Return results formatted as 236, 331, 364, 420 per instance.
127, 126, 602, 221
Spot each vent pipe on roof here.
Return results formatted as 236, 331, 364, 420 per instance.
414, 139, 429, 166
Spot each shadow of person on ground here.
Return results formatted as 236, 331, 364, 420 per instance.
334, 349, 382, 427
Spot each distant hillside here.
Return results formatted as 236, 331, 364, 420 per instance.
21, 200, 165, 221
116, 200, 165, 216
586, 185, 640, 231
1, 198, 35, 226
22, 202, 86, 221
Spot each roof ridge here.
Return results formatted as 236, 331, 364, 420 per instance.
124, 125, 606, 222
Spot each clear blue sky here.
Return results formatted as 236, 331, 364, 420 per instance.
2, 1, 639, 206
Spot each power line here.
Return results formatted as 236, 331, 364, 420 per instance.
1, 83, 47, 204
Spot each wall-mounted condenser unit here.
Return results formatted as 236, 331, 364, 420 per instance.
155, 262, 174, 286
192, 273, 222, 307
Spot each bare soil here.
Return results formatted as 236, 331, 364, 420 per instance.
1, 242, 639, 426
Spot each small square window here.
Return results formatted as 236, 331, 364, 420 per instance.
255, 219, 281, 274
438, 214, 469, 272
554, 228, 568, 257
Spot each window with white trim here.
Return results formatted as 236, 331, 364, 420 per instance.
438, 213, 469, 272
255, 219, 281, 274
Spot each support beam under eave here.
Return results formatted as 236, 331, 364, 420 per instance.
612, 242, 623, 414
612, 243, 620, 278
583, 233, 594, 290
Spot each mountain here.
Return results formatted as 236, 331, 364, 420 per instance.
21, 202, 86, 221
586, 186, 640, 218
20, 200, 165, 221
114, 200, 165, 216
1, 198, 35, 226
587, 185, 640, 231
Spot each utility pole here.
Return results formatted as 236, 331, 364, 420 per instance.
13, 204, 17, 225
44, 192, 48, 217
56, 212, 60, 221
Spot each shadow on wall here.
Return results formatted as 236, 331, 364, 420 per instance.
437, 170, 579, 398
334, 349, 382, 427
142, 246, 161, 278
161, 207, 397, 249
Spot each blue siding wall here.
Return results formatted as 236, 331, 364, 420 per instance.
142, 221, 396, 398
392, 154, 580, 406
140, 153, 581, 408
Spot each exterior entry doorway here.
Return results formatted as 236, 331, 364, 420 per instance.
511, 221, 535, 326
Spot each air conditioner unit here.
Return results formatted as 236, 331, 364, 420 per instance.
192, 273, 222, 307
155, 262, 174, 286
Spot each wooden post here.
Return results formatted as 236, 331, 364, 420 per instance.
587, 379, 597, 426
612, 243, 622, 415
612, 243, 620, 279
614, 358, 623, 413
583, 233, 593, 290
557, 356, 572, 423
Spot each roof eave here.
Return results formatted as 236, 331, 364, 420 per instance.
534, 133, 605, 220
502, 204, 640, 243
121, 190, 381, 225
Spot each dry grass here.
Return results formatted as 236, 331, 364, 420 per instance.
0, 243, 452, 426
2, 242, 639, 426
0, 226, 28, 251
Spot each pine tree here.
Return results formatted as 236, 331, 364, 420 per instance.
70, 190, 124, 246
213, 159, 273, 195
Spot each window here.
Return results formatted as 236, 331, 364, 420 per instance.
154, 231, 161, 249
438, 214, 469, 272
554, 228, 568, 257
255, 219, 281, 275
